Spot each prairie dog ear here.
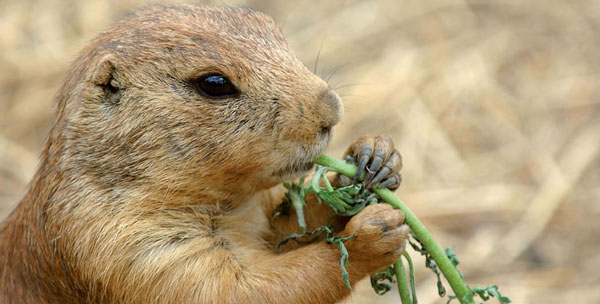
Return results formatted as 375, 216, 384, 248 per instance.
89, 54, 122, 105
92, 54, 118, 86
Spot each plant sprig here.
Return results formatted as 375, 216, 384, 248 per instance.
274, 155, 510, 304
314, 154, 511, 304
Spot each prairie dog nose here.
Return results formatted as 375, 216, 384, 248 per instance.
317, 88, 344, 130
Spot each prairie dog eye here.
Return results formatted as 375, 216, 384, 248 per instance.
195, 74, 239, 98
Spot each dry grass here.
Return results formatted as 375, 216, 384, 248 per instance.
1, 0, 599, 303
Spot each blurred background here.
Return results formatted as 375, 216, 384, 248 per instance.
1, 0, 599, 303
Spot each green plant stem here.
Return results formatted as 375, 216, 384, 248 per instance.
314, 155, 473, 304
289, 190, 306, 233
394, 259, 412, 304
403, 251, 417, 304
321, 173, 335, 191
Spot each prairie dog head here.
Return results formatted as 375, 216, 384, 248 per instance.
57, 5, 343, 203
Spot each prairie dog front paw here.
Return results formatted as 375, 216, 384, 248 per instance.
336, 135, 402, 190
343, 203, 408, 272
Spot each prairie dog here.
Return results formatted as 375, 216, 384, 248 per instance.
0, 5, 406, 304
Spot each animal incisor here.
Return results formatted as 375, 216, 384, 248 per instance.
0, 5, 407, 304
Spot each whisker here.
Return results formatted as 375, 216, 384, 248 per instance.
313, 36, 326, 75
324, 62, 351, 84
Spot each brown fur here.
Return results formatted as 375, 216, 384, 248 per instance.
0, 5, 406, 304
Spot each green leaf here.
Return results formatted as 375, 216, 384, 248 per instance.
467, 285, 511, 304
326, 234, 356, 290
370, 266, 396, 295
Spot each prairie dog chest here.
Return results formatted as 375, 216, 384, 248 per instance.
213, 192, 275, 250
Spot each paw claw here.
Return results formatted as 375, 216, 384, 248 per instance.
367, 167, 391, 188
379, 174, 401, 190
336, 174, 353, 187
354, 154, 371, 184
364, 156, 383, 185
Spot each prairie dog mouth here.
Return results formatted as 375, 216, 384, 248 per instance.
273, 128, 332, 179
272, 161, 313, 180
283, 160, 315, 174
274, 145, 326, 178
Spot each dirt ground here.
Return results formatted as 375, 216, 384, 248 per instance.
1, 0, 599, 303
